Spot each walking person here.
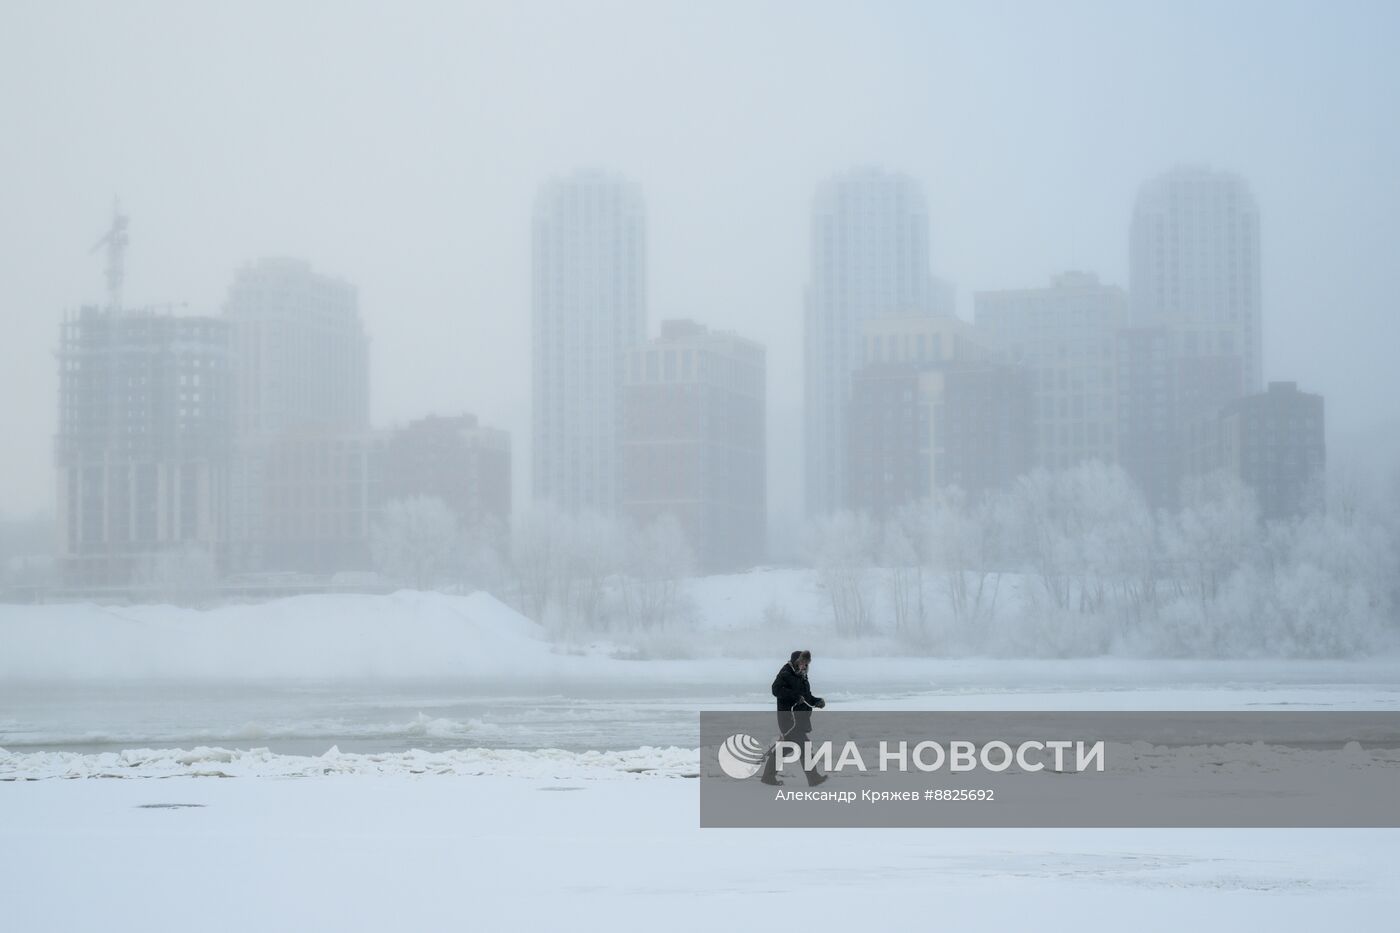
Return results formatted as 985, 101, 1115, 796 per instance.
759, 649, 827, 786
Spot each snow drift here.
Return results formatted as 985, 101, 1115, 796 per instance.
0, 590, 559, 682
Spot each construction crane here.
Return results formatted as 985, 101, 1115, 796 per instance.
89, 199, 129, 311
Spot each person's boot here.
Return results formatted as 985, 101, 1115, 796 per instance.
759, 748, 783, 786
806, 769, 828, 787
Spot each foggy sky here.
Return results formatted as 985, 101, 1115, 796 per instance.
3, 0, 1398, 527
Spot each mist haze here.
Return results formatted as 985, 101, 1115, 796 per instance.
4, 0, 1398, 534
5, 5, 1400, 927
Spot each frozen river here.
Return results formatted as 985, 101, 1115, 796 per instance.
5, 658, 1398, 756
5, 657, 1400, 931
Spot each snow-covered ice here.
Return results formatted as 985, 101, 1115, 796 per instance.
2, 774, 1397, 932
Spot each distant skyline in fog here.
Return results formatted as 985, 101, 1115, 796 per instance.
3, 0, 1399, 522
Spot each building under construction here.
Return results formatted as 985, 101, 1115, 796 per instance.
55, 305, 234, 586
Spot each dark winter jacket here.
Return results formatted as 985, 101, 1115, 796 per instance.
771, 662, 825, 712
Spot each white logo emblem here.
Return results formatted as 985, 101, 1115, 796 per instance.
717, 733, 767, 779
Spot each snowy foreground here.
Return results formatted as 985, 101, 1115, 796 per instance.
5, 719, 1400, 930
2, 773, 1397, 931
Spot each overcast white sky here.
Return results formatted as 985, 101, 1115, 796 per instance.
2, 0, 1397, 525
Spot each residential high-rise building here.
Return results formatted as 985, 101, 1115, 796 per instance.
1120, 167, 1259, 509
620, 320, 765, 573
975, 272, 1126, 471
55, 307, 233, 585
223, 258, 370, 572
804, 167, 945, 516
1117, 324, 1242, 509
225, 257, 367, 438
1130, 166, 1261, 394
847, 315, 1031, 516
258, 428, 376, 573
1187, 381, 1325, 521
935, 363, 1035, 499
532, 170, 646, 514
847, 316, 980, 518
375, 414, 511, 530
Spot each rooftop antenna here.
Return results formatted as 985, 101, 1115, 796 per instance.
89, 199, 129, 311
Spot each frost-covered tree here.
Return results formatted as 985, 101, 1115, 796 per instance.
1002, 464, 1134, 610
924, 487, 1009, 631
880, 503, 930, 644
567, 509, 626, 629
459, 514, 508, 594
622, 513, 695, 630
371, 496, 461, 591
806, 511, 876, 636
996, 463, 1155, 653
1263, 500, 1397, 655
1164, 471, 1258, 607
507, 503, 626, 634
509, 502, 565, 622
